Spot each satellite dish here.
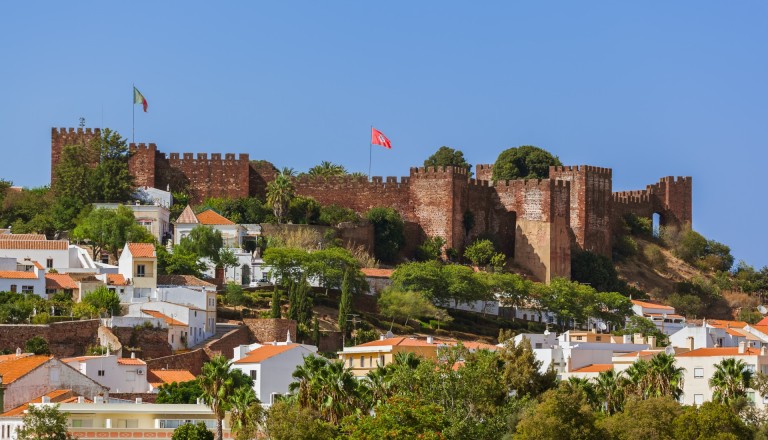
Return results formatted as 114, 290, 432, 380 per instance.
385, 331, 394, 339
597, 322, 608, 331
665, 346, 675, 356
758, 305, 767, 315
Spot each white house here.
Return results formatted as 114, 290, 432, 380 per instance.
630, 299, 686, 335
118, 243, 157, 301
61, 354, 148, 393
669, 319, 755, 351
0, 237, 99, 274
173, 207, 245, 248
0, 259, 45, 296
676, 344, 768, 408
93, 202, 172, 245
232, 337, 318, 405
127, 301, 211, 350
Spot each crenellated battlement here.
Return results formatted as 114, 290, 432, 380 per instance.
129, 143, 157, 152
160, 152, 250, 163
550, 165, 613, 176
294, 173, 410, 189
409, 165, 469, 177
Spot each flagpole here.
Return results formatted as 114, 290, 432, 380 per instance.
368, 125, 372, 179
132, 83, 135, 144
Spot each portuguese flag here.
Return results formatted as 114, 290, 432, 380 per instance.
133, 87, 148, 112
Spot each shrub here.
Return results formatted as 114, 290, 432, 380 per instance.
623, 213, 653, 237
24, 336, 50, 355
366, 207, 404, 263
613, 235, 638, 259
643, 243, 667, 271
318, 204, 359, 226
464, 239, 496, 266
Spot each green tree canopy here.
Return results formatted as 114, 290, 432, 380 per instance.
306, 161, 348, 177
491, 145, 562, 182
463, 239, 497, 267
673, 401, 752, 440
513, 383, 605, 440
25, 336, 50, 355
377, 288, 440, 327
365, 207, 404, 263
171, 422, 214, 440
423, 146, 471, 175
156, 380, 203, 404
82, 286, 121, 316
340, 395, 448, 440
16, 403, 71, 440
598, 397, 682, 440
72, 205, 154, 260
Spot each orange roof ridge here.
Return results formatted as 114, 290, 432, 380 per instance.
127, 242, 156, 258
141, 309, 185, 326
631, 299, 674, 310
234, 344, 299, 364
0, 355, 52, 384
196, 209, 235, 225
46, 273, 77, 290
0, 240, 68, 250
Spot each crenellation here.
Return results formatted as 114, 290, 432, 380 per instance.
50, 127, 692, 285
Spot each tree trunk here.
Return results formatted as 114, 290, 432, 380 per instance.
217, 416, 223, 440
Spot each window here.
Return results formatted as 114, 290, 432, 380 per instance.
116, 420, 138, 428
360, 356, 365, 368
250, 370, 258, 380
379, 355, 385, 366
136, 264, 146, 277
138, 220, 152, 232
694, 368, 704, 378
159, 420, 216, 430
535, 343, 543, 349
746, 364, 757, 373
348, 357, 352, 368
595, 336, 602, 342
10, 285, 16, 293
46, 288, 57, 295
46, 258, 53, 269
97, 370, 105, 376
70, 419, 93, 428
133, 288, 151, 299
576, 336, 583, 341
694, 394, 704, 405
747, 392, 756, 404
21, 285, 33, 293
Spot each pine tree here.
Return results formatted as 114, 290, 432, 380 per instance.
338, 270, 352, 334
270, 285, 281, 319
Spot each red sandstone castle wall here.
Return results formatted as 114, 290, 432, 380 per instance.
128, 143, 157, 188
153, 152, 251, 202
50, 127, 101, 186
612, 176, 692, 232
475, 163, 494, 182
550, 166, 613, 257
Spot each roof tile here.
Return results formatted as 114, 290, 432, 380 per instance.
0, 234, 47, 241
234, 344, 299, 364
46, 273, 77, 290
0, 355, 52, 384
147, 369, 196, 386
196, 209, 235, 225
0, 240, 68, 250
141, 310, 185, 326
127, 243, 156, 258
157, 275, 216, 288
175, 205, 199, 224
0, 271, 39, 280
107, 274, 128, 286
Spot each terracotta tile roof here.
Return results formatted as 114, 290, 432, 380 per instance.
619, 350, 662, 358
141, 309, 185, 326
707, 319, 748, 329
107, 274, 128, 286
196, 209, 235, 225
117, 357, 146, 365
46, 273, 77, 290
0, 240, 68, 250
0, 390, 78, 417
645, 313, 685, 319
0, 234, 47, 241
631, 300, 675, 310
127, 242, 156, 258
750, 325, 768, 335
61, 355, 101, 363
677, 347, 762, 357
234, 344, 299, 364
0, 271, 39, 279
0, 355, 51, 384
361, 268, 394, 278
175, 205, 199, 224
571, 364, 614, 373
0, 353, 32, 363
157, 274, 216, 288
147, 369, 195, 386
757, 317, 768, 326
352, 337, 495, 350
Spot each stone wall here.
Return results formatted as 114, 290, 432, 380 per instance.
0, 320, 100, 357
108, 393, 158, 403
204, 325, 251, 359
111, 326, 172, 360
145, 348, 208, 376
243, 318, 297, 344
50, 128, 100, 185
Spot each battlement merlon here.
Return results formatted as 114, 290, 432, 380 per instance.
53, 127, 102, 136
162, 152, 250, 162
129, 143, 158, 152
409, 165, 469, 177
550, 165, 613, 176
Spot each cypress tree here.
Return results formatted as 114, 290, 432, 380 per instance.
338, 270, 352, 334
270, 285, 281, 319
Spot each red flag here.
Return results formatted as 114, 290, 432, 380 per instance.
371, 127, 392, 149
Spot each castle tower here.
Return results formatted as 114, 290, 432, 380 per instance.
50, 127, 101, 185
549, 165, 613, 257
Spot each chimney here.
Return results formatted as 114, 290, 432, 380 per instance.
135, 398, 142, 404
739, 341, 746, 354
77, 396, 84, 404
379, 334, 385, 340
15, 348, 21, 357
131, 352, 136, 359
94, 396, 104, 404
633, 333, 645, 345
426, 336, 434, 344
566, 356, 572, 372
687, 336, 695, 351
622, 334, 632, 344
648, 336, 657, 348
591, 327, 597, 334
41, 396, 51, 403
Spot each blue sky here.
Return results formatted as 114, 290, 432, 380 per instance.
1, 2, 766, 268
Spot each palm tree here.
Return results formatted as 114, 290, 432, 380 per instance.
307, 161, 347, 177
266, 168, 295, 223
229, 386, 264, 440
624, 358, 651, 398
315, 360, 360, 424
593, 370, 625, 414
288, 354, 328, 408
364, 365, 394, 407
198, 355, 239, 440
646, 353, 685, 400
710, 358, 753, 404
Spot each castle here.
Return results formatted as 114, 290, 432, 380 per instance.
51, 127, 692, 282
